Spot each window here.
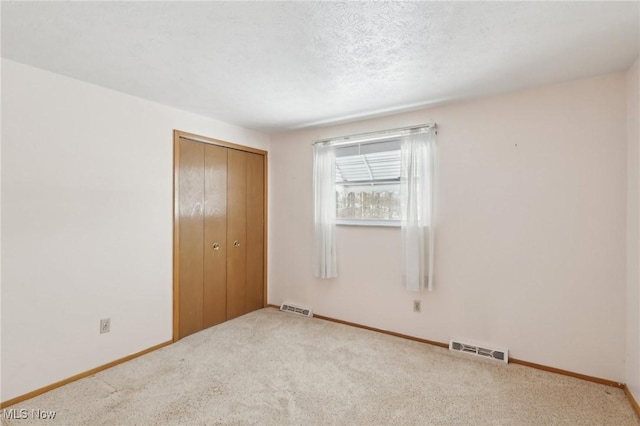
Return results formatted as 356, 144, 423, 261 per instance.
335, 138, 401, 226
314, 123, 436, 287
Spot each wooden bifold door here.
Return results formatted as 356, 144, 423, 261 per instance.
173, 131, 267, 340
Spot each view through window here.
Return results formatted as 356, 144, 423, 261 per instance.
335, 139, 401, 223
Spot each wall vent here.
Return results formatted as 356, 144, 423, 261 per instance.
449, 338, 508, 364
280, 302, 313, 318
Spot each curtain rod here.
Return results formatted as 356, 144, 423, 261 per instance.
313, 123, 436, 146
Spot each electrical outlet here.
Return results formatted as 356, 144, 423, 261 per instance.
100, 318, 111, 334
413, 300, 421, 313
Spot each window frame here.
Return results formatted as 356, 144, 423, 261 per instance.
335, 218, 401, 227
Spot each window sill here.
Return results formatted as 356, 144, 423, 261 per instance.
335, 219, 400, 228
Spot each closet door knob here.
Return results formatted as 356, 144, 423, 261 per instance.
233, 240, 240, 248
212, 243, 220, 251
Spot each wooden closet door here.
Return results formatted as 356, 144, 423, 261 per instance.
177, 138, 204, 338
203, 144, 228, 328
246, 152, 265, 313
226, 149, 247, 320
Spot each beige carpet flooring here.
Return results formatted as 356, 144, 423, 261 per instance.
2, 308, 639, 425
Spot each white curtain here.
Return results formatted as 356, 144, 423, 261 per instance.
313, 144, 337, 278
401, 127, 436, 291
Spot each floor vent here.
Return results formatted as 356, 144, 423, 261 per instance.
449, 339, 508, 363
280, 302, 313, 318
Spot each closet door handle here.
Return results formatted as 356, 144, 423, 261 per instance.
212, 243, 220, 251
233, 240, 240, 248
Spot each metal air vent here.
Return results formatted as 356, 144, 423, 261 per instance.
280, 302, 313, 318
449, 338, 508, 363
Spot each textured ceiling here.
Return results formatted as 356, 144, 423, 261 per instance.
2, 1, 639, 132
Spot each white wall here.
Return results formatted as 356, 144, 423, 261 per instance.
0, 59, 270, 402
627, 57, 640, 402
269, 72, 628, 382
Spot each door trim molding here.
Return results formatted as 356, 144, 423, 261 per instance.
175, 130, 268, 156
173, 130, 268, 342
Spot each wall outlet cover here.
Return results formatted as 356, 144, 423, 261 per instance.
100, 318, 111, 334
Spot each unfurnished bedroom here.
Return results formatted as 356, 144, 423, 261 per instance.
1, 1, 640, 424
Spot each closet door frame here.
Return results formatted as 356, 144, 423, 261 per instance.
172, 130, 268, 342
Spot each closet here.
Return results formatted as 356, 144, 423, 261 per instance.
173, 130, 267, 340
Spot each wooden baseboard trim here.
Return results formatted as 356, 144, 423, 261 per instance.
0, 340, 172, 409
623, 384, 640, 419
312, 312, 449, 349
267, 305, 448, 348
508, 357, 622, 388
